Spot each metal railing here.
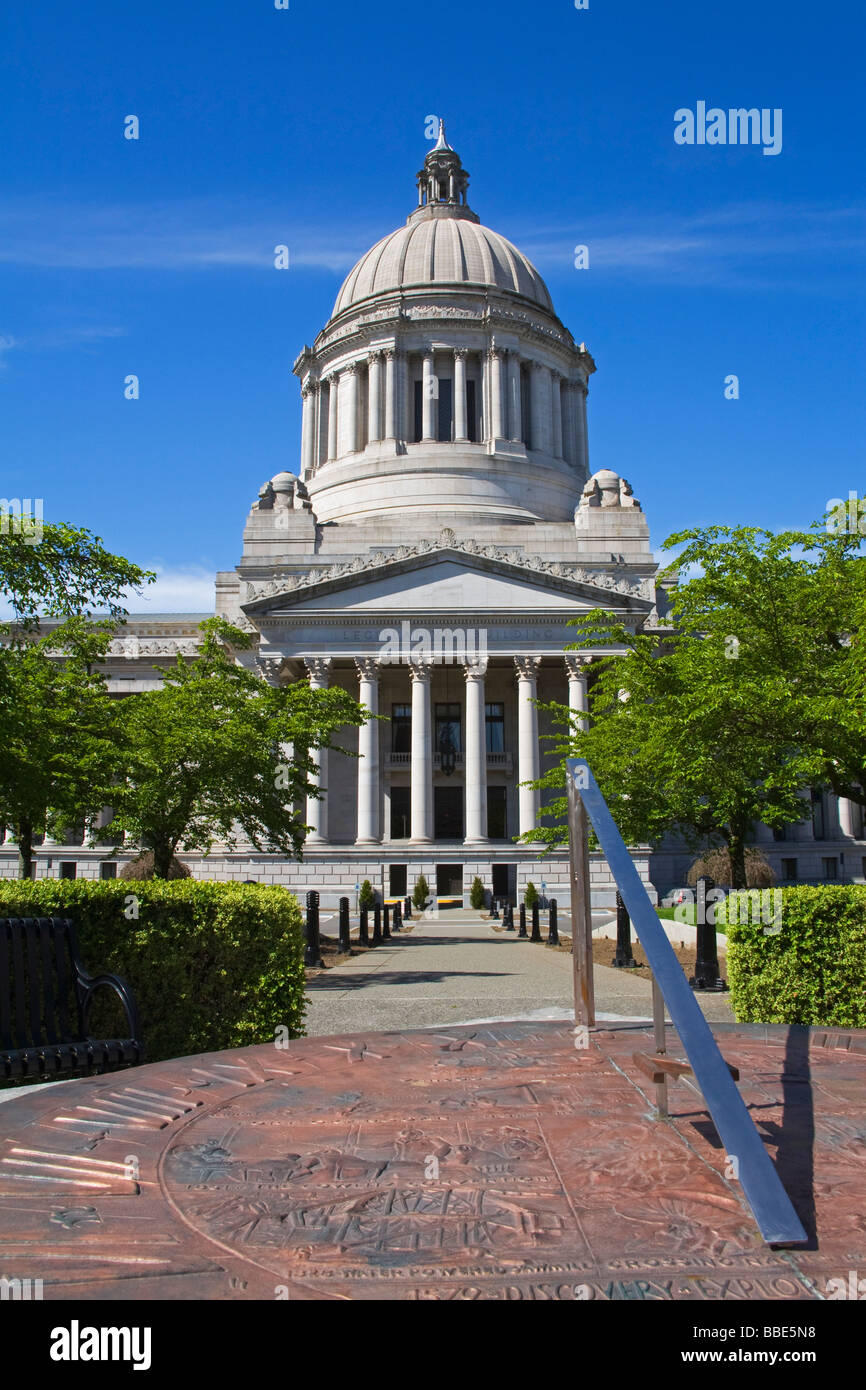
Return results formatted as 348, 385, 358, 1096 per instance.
566, 758, 807, 1248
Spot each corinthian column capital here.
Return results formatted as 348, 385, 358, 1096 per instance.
514, 655, 541, 681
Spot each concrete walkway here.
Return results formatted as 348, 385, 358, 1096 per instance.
305, 908, 734, 1036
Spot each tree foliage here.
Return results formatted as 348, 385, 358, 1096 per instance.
0, 619, 121, 878
108, 618, 368, 878
530, 522, 865, 889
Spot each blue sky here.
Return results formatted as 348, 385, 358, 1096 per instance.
1, 0, 863, 610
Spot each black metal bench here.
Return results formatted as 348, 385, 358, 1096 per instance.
0, 917, 143, 1082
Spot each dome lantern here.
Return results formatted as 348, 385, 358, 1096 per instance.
413, 120, 472, 217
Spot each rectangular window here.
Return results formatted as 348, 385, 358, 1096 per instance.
466, 379, 477, 442
99, 861, 118, 880
781, 858, 797, 881
822, 856, 838, 880
485, 703, 505, 753
59, 861, 77, 880
435, 703, 462, 755
390, 786, 411, 840
413, 380, 423, 442
811, 789, 826, 840
389, 864, 407, 897
437, 378, 453, 441
772, 825, 787, 842
392, 703, 411, 754
487, 786, 507, 839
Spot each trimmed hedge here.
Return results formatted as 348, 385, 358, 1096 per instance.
723, 885, 866, 1027
0, 880, 306, 1071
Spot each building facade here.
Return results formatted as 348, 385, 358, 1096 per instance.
2, 127, 863, 904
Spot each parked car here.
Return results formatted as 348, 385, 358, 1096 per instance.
661, 887, 691, 908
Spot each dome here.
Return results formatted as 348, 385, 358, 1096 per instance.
333, 216, 554, 317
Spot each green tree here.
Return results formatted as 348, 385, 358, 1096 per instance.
358, 879, 376, 911
0, 518, 153, 632
524, 881, 539, 908
530, 520, 864, 889
412, 873, 430, 910
469, 875, 486, 909
108, 619, 368, 879
0, 619, 120, 878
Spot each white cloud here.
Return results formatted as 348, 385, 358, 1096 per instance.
125, 565, 215, 614
0, 197, 369, 274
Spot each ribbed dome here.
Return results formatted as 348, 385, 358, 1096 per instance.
333, 216, 554, 317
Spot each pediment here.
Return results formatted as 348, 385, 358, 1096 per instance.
242, 538, 654, 619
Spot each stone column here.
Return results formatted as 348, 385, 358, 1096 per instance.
514, 656, 541, 837
355, 658, 381, 844
838, 795, 858, 838
384, 350, 397, 440
367, 353, 382, 443
507, 352, 522, 442
454, 348, 469, 442
576, 380, 589, 476
301, 382, 317, 479
326, 373, 340, 460
304, 658, 332, 844
551, 372, 563, 458
422, 351, 436, 441
565, 654, 590, 732
409, 661, 434, 843
529, 363, 549, 454
463, 657, 488, 844
341, 363, 359, 455
561, 381, 577, 466
489, 348, 505, 440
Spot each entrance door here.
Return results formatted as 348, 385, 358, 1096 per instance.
436, 863, 463, 897
434, 785, 464, 840
491, 863, 517, 904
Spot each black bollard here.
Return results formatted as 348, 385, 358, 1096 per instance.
359, 905, 369, 947
304, 890, 324, 967
372, 903, 382, 945
548, 898, 559, 946
531, 901, 541, 942
489, 897, 499, 920
393, 901, 402, 932
383, 903, 391, 940
690, 875, 727, 991
518, 904, 527, 938
338, 896, 351, 954
613, 890, 637, 968
505, 902, 515, 931
403, 895, 412, 920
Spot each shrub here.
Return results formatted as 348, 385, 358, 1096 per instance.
413, 874, 430, 910
524, 881, 539, 909
469, 876, 486, 910
358, 879, 376, 910
0, 879, 306, 1072
723, 885, 866, 1027
688, 847, 775, 888
120, 851, 191, 880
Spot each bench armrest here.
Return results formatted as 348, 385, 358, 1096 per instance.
77, 969, 142, 1045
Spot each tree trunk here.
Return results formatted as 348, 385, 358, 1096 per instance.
16, 819, 34, 881
728, 833, 748, 890
151, 842, 173, 880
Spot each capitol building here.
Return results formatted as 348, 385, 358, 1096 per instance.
5, 127, 863, 904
